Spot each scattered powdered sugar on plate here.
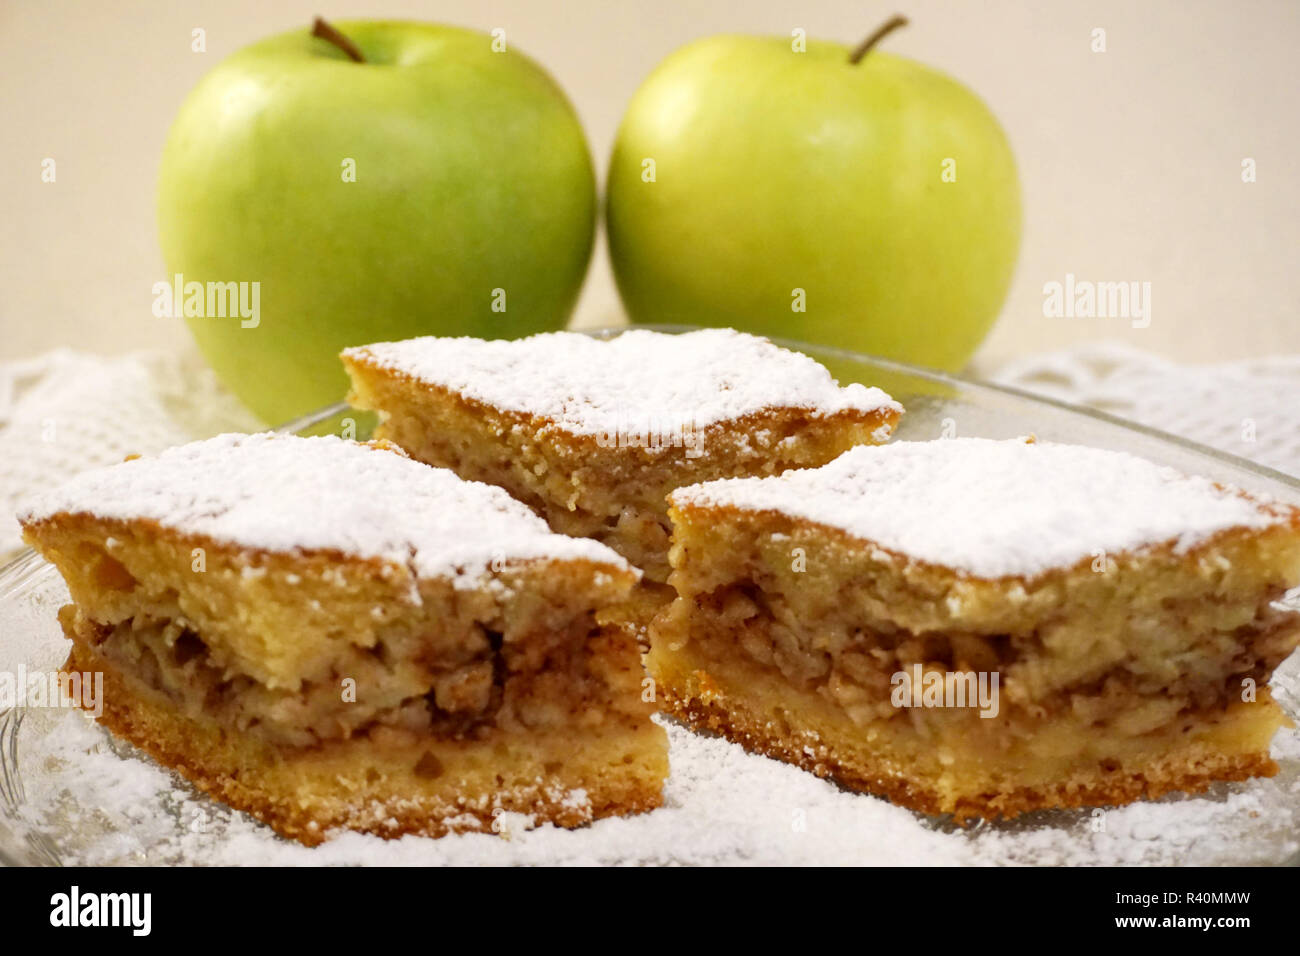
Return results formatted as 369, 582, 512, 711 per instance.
13, 700, 1298, 866
672, 437, 1294, 579
19, 712, 978, 865
969, 720, 1300, 866
17, 433, 630, 585
343, 328, 901, 436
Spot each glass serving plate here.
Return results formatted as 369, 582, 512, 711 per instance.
2, 326, 1298, 866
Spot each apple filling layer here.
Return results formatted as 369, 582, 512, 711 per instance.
65, 604, 643, 750
660, 581, 1299, 739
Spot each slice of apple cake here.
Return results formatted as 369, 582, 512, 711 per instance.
649, 437, 1300, 820
341, 328, 901, 583
19, 433, 667, 846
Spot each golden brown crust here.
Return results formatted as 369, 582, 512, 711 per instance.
70, 641, 665, 847
657, 674, 1278, 824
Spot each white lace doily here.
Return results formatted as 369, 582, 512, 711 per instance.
0, 349, 261, 557
2, 342, 1298, 561
994, 341, 1300, 479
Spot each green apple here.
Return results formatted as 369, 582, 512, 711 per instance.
159, 19, 596, 423
606, 22, 1020, 370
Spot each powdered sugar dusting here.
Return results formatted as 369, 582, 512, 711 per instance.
17, 433, 630, 584
672, 437, 1293, 579
15, 704, 1299, 866
343, 328, 901, 435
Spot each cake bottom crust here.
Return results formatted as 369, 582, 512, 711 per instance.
651, 647, 1284, 822
68, 642, 667, 847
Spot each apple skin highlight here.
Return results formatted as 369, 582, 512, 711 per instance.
158, 20, 598, 423
606, 34, 1022, 371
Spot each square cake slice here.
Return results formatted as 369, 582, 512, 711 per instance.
649, 437, 1300, 821
19, 433, 667, 846
341, 328, 901, 583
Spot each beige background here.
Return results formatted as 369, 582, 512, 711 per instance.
2, 0, 1296, 375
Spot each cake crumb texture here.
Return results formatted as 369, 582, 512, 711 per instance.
651, 437, 1300, 821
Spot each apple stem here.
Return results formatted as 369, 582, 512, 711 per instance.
311, 16, 365, 63
848, 15, 909, 64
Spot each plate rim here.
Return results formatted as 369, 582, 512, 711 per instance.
3, 324, 1300, 865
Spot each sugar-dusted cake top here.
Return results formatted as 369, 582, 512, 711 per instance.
671, 437, 1293, 579
342, 328, 901, 435
19, 433, 632, 585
